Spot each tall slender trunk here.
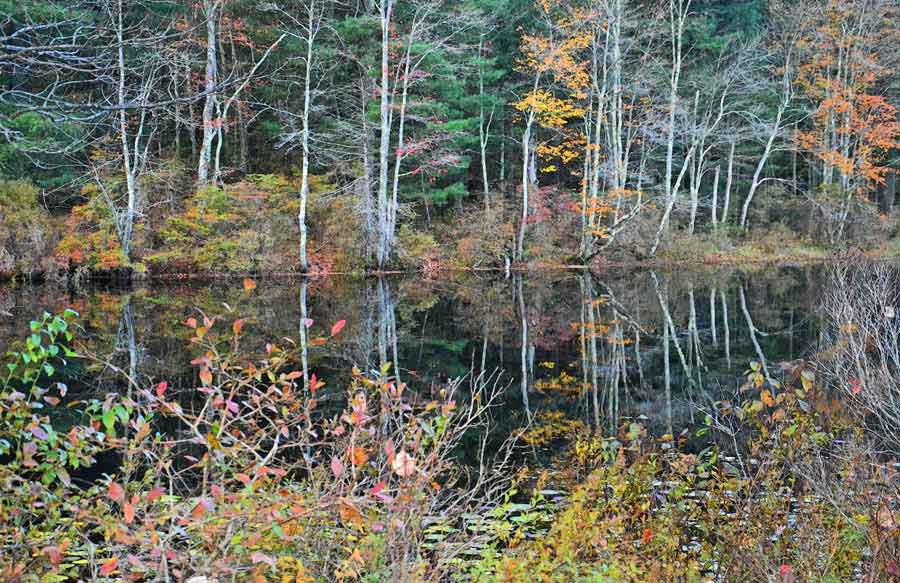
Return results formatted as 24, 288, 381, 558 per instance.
650, 0, 690, 255
499, 130, 506, 192
388, 23, 417, 250
299, 2, 317, 273
711, 165, 720, 226
115, 0, 137, 259
197, 0, 219, 186
515, 118, 533, 262
740, 106, 784, 228
478, 37, 492, 211
376, 0, 394, 269
722, 139, 735, 224
360, 78, 376, 264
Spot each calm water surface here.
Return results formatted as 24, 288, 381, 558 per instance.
0, 265, 827, 452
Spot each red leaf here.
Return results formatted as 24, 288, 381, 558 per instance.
330, 320, 346, 337
233, 319, 244, 335
42, 545, 63, 566
303, 318, 314, 328
199, 368, 213, 387
243, 278, 257, 292
225, 400, 239, 415
384, 439, 395, 464
123, 502, 135, 524
146, 487, 165, 503
185, 317, 197, 329
100, 557, 118, 575
371, 480, 394, 503
236, 473, 251, 485
779, 564, 794, 583
191, 500, 207, 519
155, 381, 168, 398
107, 482, 125, 504
331, 456, 344, 478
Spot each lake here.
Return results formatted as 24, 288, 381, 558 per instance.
0, 264, 826, 460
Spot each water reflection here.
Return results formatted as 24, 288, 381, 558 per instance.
0, 265, 822, 440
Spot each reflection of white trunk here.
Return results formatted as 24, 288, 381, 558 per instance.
739, 285, 774, 385
516, 276, 531, 423
299, 280, 310, 391
480, 321, 489, 381
634, 328, 646, 391
116, 300, 139, 392
376, 278, 400, 384
687, 285, 704, 372
720, 290, 731, 369
579, 276, 591, 422
581, 274, 601, 428
115, 298, 139, 465
710, 287, 718, 347
663, 317, 673, 436
652, 272, 692, 386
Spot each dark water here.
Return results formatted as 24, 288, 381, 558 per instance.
0, 265, 826, 448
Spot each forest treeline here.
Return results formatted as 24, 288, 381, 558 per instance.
1, 0, 899, 277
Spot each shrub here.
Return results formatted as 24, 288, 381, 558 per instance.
0, 288, 517, 582
396, 224, 439, 271
149, 175, 301, 273
55, 185, 131, 272
0, 180, 59, 277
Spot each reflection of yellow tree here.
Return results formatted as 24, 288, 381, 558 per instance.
574, 274, 637, 432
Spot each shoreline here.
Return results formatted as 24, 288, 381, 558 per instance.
3, 248, 898, 286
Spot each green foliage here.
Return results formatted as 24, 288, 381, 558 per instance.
396, 224, 439, 269
150, 175, 301, 273
0, 180, 58, 277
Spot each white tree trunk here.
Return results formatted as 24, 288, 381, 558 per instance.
650, 0, 691, 255
299, 3, 317, 272
197, 0, 219, 186
740, 106, 784, 228
722, 139, 735, 224
711, 165, 720, 226
376, 0, 394, 269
